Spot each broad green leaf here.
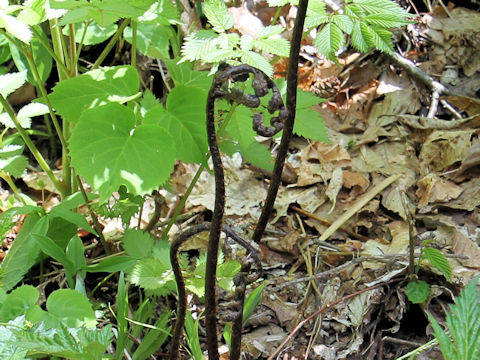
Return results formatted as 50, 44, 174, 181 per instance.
253, 37, 290, 57
314, 22, 344, 60
406, 280, 430, 304
0, 212, 47, 291
243, 284, 264, 324
70, 103, 175, 201
139, 0, 180, 25
224, 105, 274, 170
9, 27, 52, 85
0, 316, 28, 359
0, 70, 27, 98
65, 22, 117, 45
0, 154, 28, 177
240, 50, 273, 78
144, 85, 208, 163
86, 255, 137, 273
46, 289, 96, 328
49, 65, 140, 123
204, 0, 234, 33
163, 59, 212, 89
122, 228, 154, 259
0, 285, 39, 322
66, 236, 86, 275
422, 247, 452, 281
124, 23, 172, 59
51, 0, 156, 26
50, 205, 97, 235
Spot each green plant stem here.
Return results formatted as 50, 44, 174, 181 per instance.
77, 175, 110, 255
30, 26, 69, 76
0, 94, 66, 198
69, 24, 77, 76
49, 18, 69, 80
91, 19, 131, 70
131, 20, 137, 68
271, 6, 283, 25
161, 102, 239, 238
75, 20, 92, 65
251, 0, 309, 244
0, 172, 26, 205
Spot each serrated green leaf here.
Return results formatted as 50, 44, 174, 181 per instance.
180, 30, 219, 62
49, 65, 140, 123
360, 23, 393, 53
350, 21, 369, 52
354, 0, 408, 16
128, 258, 174, 292
70, 103, 175, 201
47, 288, 96, 328
203, 48, 238, 63
144, 85, 208, 163
364, 13, 410, 28
314, 23, 344, 60
240, 50, 273, 77
257, 25, 285, 38
332, 14, 354, 34
122, 228, 154, 259
0, 70, 27, 98
406, 280, 430, 304
305, 0, 328, 28
0, 144, 23, 158
253, 37, 290, 57
217, 260, 240, 290
204, 0, 234, 32
422, 247, 452, 281
240, 34, 254, 51
124, 23, 172, 59
18, 0, 47, 26
0, 154, 28, 177
0, 316, 28, 359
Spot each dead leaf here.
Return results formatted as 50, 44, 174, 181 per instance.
416, 173, 463, 210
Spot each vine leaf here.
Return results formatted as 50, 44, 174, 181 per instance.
69, 103, 175, 202
144, 85, 208, 164
49, 65, 140, 123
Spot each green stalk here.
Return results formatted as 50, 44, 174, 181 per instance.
49, 18, 69, 80
131, 20, 137, 68
161, 102, 239, 238
30, 26, 69, 76
75, 20, 92, 65
69, 24, 77, 76
91, 19, 130, 69
0, 94, 66, 198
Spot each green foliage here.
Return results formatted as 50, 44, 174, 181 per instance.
185, 311, 203, 360
406, 280, 430, 304
422, 247, 452, 282
427, 276, 480, 360
305, 0, 411, 60
180, 0, 290, 76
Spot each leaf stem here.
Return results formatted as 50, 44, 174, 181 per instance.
91, 19, 131, 70
0, 94, 66, 198
131, 20, 137, 68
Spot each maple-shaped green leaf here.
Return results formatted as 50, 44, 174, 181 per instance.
144, 85, 208, 164
69, 103, 175, 201
122, 228, 154, 259
0, 154, 28, 177
128, 258, 174, 294
49, 65, 140, 123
